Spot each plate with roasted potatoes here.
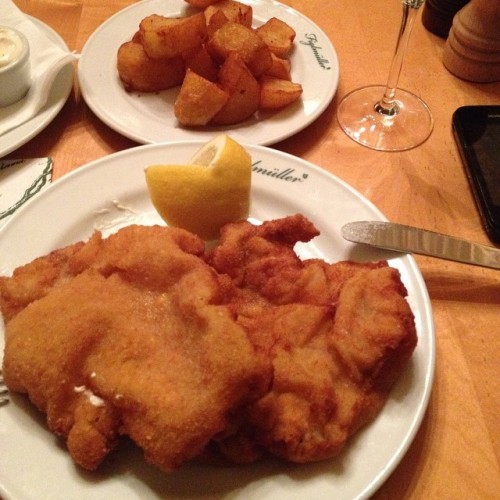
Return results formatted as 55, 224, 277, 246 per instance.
78, 0, 339, 145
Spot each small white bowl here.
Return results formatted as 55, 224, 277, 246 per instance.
0, 26, 31, 107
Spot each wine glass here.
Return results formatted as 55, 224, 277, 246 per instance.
337, 0, 433, 151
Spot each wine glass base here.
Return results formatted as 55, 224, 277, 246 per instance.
337, 85, 433, 152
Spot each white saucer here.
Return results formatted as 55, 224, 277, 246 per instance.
0, 18, 74, 159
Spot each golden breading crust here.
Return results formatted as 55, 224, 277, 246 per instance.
1, 225, 268, 471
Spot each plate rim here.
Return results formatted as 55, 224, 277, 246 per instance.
77, 0, 340, 146
0, 141, 435, 500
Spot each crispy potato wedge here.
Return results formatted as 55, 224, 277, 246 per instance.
174, 69, 229, 126
259, 75, 302, 109
204, 0, 252, 28
131, 30, 142, 43
211, 52, 260, 125
205, 8, 228, 37
264, 53, 291, 80
117, 41, 185, 92
183, 45, 218, 81
256, 17, 296, 58
140, 13, 207, 59
207, 22, 272, 77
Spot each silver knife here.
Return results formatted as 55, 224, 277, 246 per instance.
341, 221, 500, 270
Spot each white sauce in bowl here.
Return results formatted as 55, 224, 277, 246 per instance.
0, 26, 31, 107
0, 27, 25, 69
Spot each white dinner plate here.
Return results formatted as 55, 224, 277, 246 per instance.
0, 18, 74, 159
0, 142, 435, 500
78, 0, 339, 146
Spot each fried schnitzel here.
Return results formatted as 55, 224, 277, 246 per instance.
0, 215, 417, 471
1, 225, 268, 471
205, 215, 417, 463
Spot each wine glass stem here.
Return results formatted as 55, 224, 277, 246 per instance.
375, 0, 423, 116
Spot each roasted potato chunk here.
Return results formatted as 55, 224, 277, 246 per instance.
207, 22, 272, 77
211, 52, 260, 125
204, 0, 253, 28
117, 41, 185, 92
256, 17, 296, 58
183, 45, 218, 81
131, 30, 142, 43
264, 53, 292, 80
174, 69, 229, 126
140, 13, 207, 59
259, 76, 303, 109
205, 8, 228, 37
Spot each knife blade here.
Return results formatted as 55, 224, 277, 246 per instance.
341, 221, 500, 270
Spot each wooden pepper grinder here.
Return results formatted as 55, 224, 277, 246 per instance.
422, 0, 470, 38
442, 0, 500, 82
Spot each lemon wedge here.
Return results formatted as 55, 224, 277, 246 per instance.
145, 134, 251, 240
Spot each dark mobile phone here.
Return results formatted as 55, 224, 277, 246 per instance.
452, 105, 500, 244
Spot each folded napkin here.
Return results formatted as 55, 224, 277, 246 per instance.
0, 0, 79, 136
0, 158, 53, 228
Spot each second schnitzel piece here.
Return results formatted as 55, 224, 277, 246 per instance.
206, 215, 418, 464
2, 225, 268, 471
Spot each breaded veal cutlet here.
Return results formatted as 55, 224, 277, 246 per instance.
0, 215, 417, 471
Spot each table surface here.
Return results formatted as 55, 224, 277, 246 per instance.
5, 0, 500, 498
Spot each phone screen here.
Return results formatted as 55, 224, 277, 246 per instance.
453, 106, 500, 242
464, 109, 500, 204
